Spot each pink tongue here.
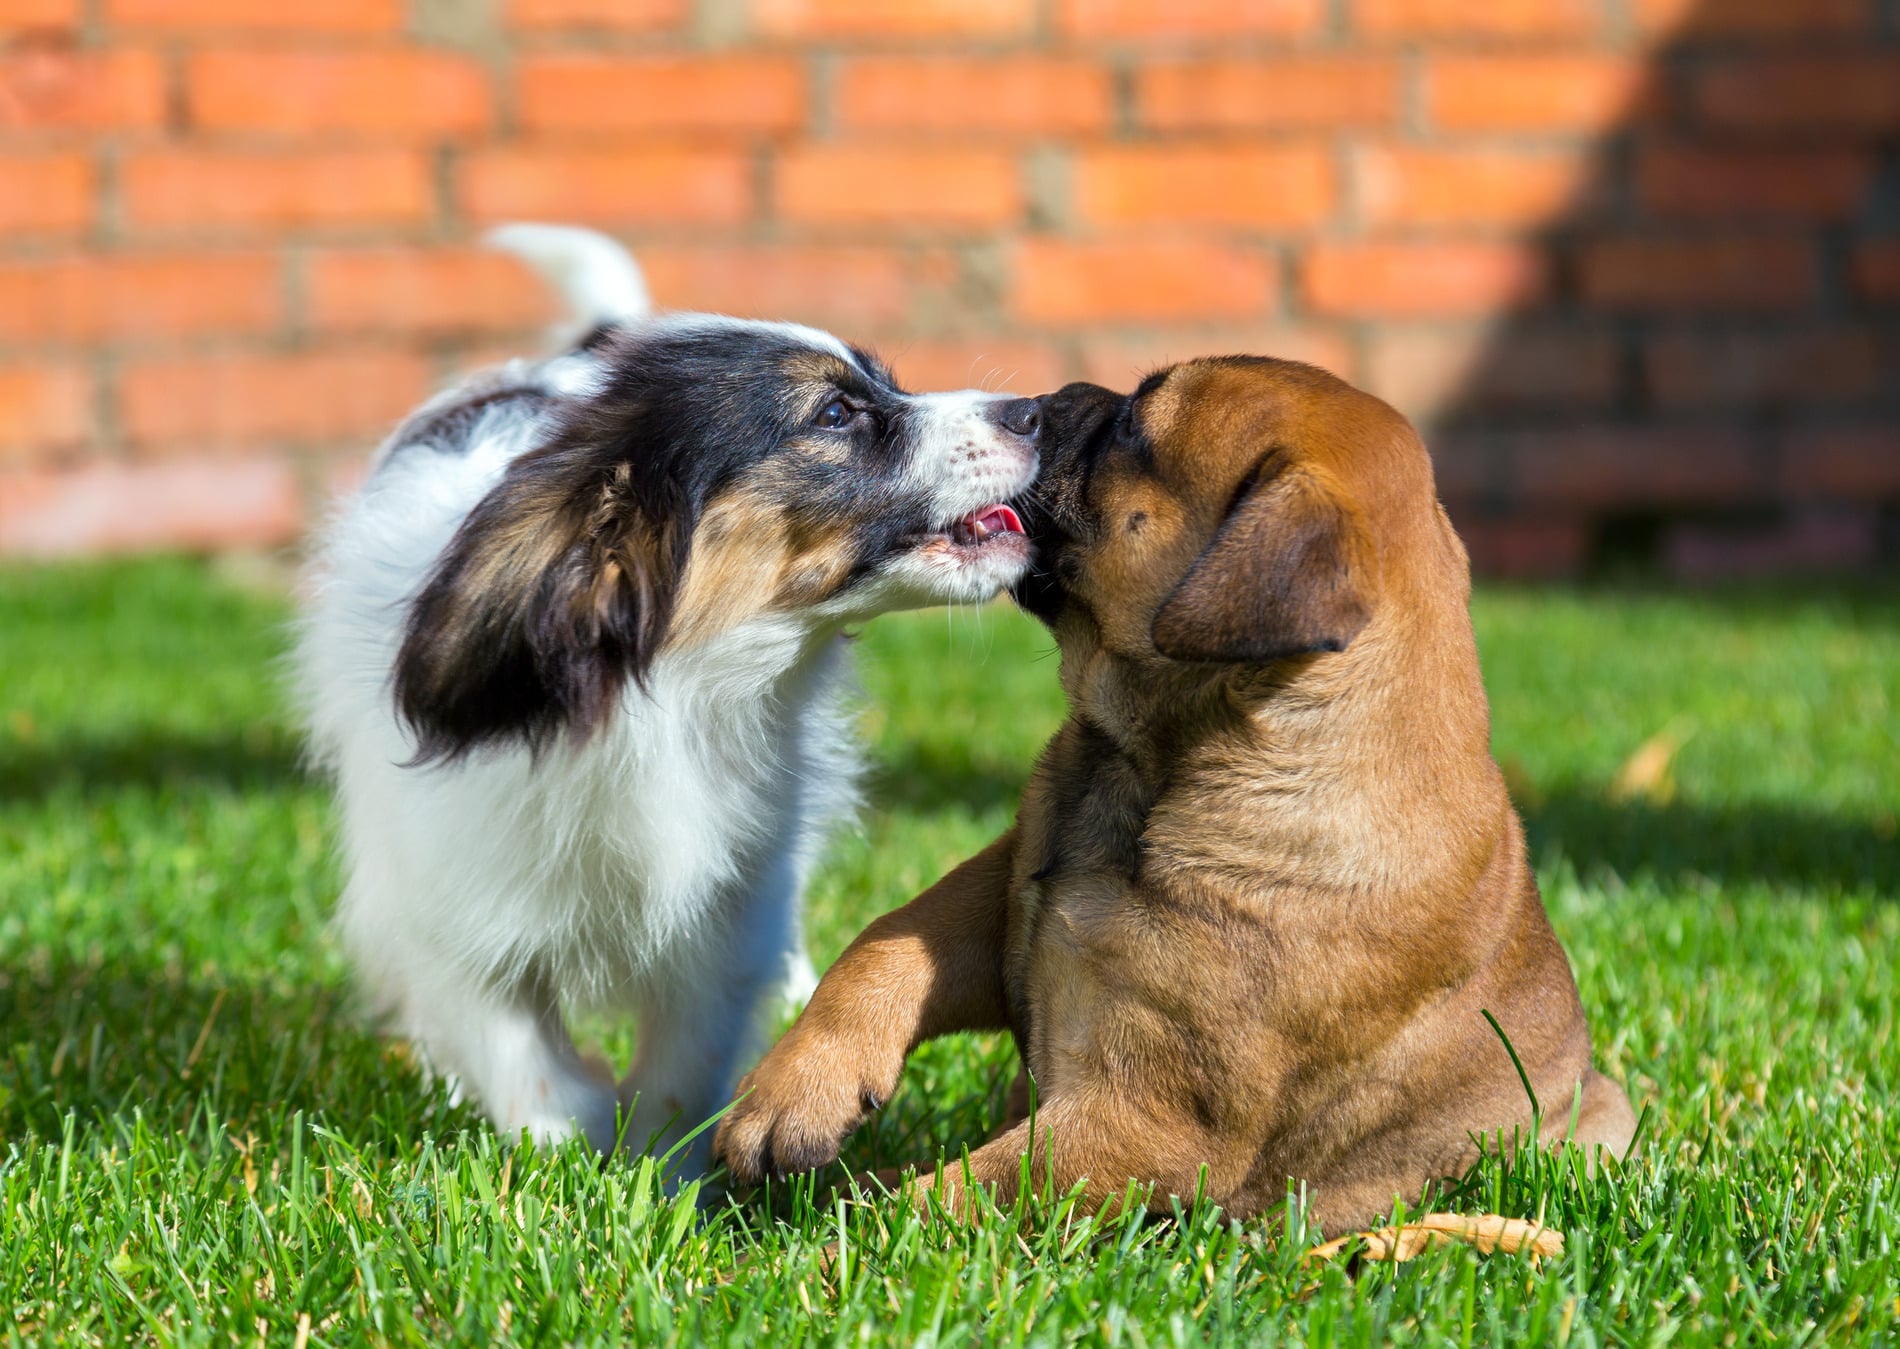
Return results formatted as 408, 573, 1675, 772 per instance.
969, 504, 1024, 537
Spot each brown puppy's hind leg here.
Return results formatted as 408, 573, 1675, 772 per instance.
1567, 1070, 1637, 1167
845, 1068, 1034, 1198
986, 1066, 1034, 1142
715, 833, 1017, 1184
905, 1098, 1229, 1222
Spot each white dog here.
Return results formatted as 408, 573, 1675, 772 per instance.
297, 226, 1039, 1171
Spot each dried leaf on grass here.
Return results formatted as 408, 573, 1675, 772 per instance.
1608, 718, 1696, 805
1305, 1213, 1565, 1265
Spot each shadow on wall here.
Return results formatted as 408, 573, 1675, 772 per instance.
1426, 0, 1900, 580
875, 739, 1898, 898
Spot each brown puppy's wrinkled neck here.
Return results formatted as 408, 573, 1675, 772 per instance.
1056, 362, 1497, 912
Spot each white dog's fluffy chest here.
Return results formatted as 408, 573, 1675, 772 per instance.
306, 433, 855, 1003
457, 628, 856, 996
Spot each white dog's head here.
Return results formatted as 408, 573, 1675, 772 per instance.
393, 315, 1039, 763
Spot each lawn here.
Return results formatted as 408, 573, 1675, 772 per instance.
2, 558, 1896, 1346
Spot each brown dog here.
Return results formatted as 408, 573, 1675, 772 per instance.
713, 357, 1635, 1231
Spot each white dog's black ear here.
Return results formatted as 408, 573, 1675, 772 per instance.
1151, 457, 1371, 665
394, 438, 690, 765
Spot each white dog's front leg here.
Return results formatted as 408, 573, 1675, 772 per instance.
401, 964, 620, 1152
618, 961, 783, 1180
619, 857, 807, 1179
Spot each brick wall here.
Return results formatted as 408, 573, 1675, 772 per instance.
2, 0, 1896, 571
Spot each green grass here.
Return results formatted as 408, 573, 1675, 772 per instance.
2, 558, 1896, 1346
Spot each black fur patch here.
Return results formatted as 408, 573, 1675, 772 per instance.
392, 386, 555, 460
393, 322, 928, 764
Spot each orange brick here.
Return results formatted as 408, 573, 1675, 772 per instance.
120, 348, 431, 450
1012, 240, 1277, 324
1138, 58, 1401, 131
777, 147, 1018, 229
187, 49, 492, 138
1365, 325, 1618, 421
749, 0, 1033, 39
1426, 55, 1651, 132
0, 253, 281, 344
639, 244, 935, 329
1580, 238, 1814, 312
1644, 329, 1887, 410
107, 0, 402, 29
0, 457, 303, 556
0, 0, 79, 26
1693, 57, 1900, 133
1637, 145, 1875, 220
506, 0, 685, 28
889, 340, 1069, 395
463, 145, 752, 226
1853, 241, 1900, 303
1304, 242, 1548, 319
1356, 145, 1590, 229
1632, 0, 1869, 34
0, 362, 91, 461
518, 56, 804, 136
0, 48, 165, 133
836, 58, 1112, 137
1058, 0, 1322, 40
1079, 326, 1351, 385
0, 152, 90, 237
1357, 0, 1597, 36
124, 149, 433, 233
1074, 145, 1335, 229
307, 247, 555, 335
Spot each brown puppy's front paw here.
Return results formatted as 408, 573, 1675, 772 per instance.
714, 1033, 895, 1186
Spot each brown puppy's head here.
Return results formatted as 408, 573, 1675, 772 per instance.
1018, 357, 1452, 682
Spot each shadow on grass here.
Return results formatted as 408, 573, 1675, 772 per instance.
0, 952, 471, 1147
875, 742, 1896, 896
0, 730, 309, 803
1523, 791, 1896, 896
869, 742, 1026, 817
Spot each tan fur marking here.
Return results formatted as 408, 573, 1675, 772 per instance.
666, 485, 797, 649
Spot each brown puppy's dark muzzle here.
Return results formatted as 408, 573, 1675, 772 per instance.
1035, 382, 1119, 478
1012, 382, 1121, 621
1025, 382, 1122, 532
985, 396, 1043, 442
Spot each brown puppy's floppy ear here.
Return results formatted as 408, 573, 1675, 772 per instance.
1151, 457, 1371, 665
393, 449, 686, 765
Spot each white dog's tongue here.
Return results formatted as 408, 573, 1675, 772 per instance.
964, 504, 1024, 539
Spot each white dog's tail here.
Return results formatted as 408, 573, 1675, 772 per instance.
485, 223, 652, 328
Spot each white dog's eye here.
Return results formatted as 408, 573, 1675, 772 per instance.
814, 397, 856, 430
